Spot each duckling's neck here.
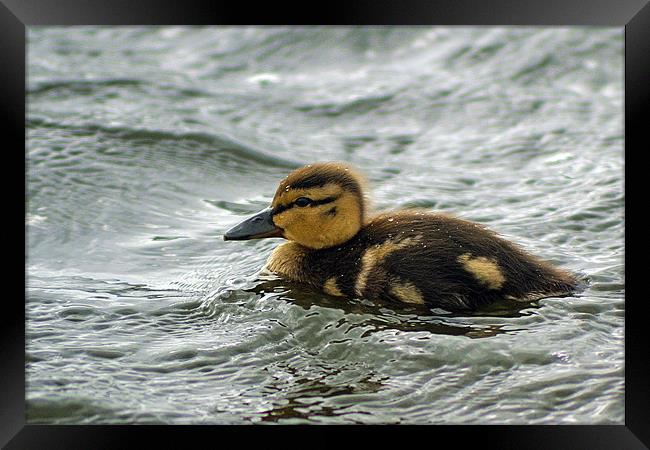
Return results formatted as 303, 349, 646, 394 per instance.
266, 241, 312, 283
266, 238, 363, 297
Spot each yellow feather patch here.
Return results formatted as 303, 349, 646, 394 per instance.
323, 277, 344, 297
355, 235, 422, 296
457, 253, 505, 290
389, 280, 425, 304
266, 242, 308, 282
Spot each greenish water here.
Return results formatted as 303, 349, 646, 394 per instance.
26, 26, 624, 424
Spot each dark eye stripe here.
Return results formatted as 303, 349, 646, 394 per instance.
309, 195, 339, 206
272, 195, 339, 215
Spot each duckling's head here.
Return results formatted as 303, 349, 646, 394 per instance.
224, 162, 366, 249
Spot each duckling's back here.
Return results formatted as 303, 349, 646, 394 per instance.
337, 211, 578, 310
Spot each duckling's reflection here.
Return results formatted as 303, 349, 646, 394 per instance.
248, 363, 386, 424
246, 279, 540, 339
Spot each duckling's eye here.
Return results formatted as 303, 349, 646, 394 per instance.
294, 197, 312, 207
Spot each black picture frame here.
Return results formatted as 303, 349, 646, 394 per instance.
5, 0, 648, 447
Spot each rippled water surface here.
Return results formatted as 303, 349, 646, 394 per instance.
26, 27, 624, 424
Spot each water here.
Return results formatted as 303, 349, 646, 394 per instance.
26, 26, 624, 424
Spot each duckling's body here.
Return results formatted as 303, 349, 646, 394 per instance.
225, 162, 578, 310
267, 211, 576, 310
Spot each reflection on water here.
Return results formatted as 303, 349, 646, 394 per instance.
248, 278, 522, 339
255, 367, 386, 424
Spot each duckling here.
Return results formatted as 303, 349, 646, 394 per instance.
224, 162, 579, 310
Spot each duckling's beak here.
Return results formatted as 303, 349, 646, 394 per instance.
223, 207, 283, 241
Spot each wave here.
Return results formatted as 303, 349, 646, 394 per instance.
27, 116, 302, 169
